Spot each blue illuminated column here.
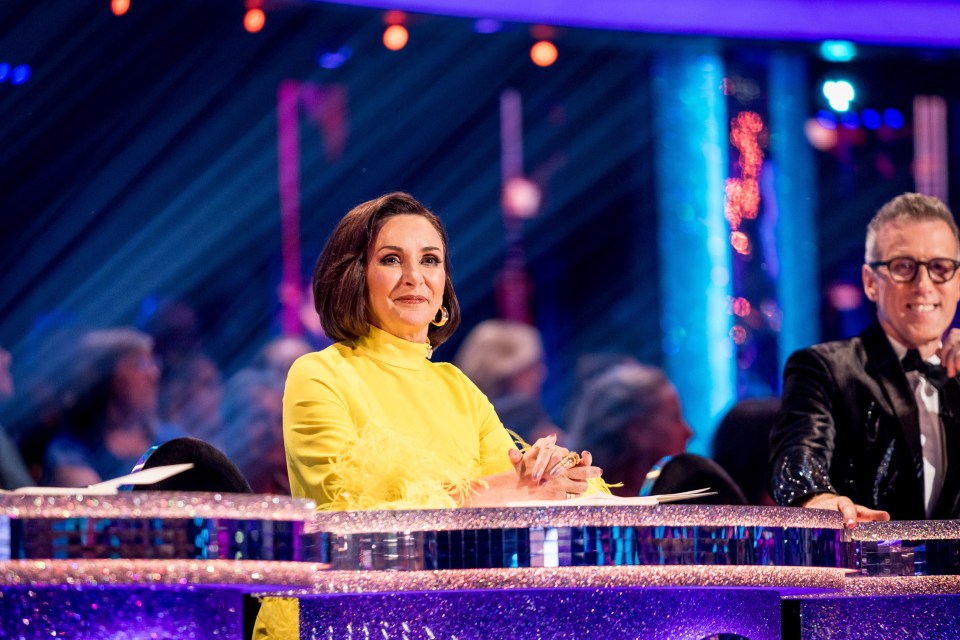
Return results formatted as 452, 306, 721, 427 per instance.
769, 53, 819, 378
652, 47, 734, 455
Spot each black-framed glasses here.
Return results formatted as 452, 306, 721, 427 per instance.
868, 257, 960, 284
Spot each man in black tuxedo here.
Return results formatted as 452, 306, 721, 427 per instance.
771, 193, 960, 524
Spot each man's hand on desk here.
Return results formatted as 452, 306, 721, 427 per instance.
801, 492, 891, 528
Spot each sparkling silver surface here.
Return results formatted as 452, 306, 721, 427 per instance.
310, 503, 846, 533
792, 574, 960, 597
0, 491, 316, 520
853, 519, 960, 541
310, 564, 849, 593
853, 519, 960, 576
0, 558, 323, 588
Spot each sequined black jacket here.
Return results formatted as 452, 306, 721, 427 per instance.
770, 322, 960, 520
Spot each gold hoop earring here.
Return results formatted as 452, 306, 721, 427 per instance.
431, 306, 449, 327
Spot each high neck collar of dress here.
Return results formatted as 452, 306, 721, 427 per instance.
354, 325, 431, 370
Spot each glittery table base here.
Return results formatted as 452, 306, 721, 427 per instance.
310, 564, 848, 593
0, 558, 324, 589
298, 587, 781, 640
784, 592, 960, 640
0, 585, 244, 640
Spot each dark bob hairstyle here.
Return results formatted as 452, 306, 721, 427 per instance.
312, 192, 461, 347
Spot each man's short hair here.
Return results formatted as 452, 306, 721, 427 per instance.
865, 192, 960, 262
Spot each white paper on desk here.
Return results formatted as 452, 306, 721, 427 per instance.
9, 463, 195, 496
505, 487, 716, 508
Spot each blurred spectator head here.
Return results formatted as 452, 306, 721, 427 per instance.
221, 368, 287, 494
64, 328, 160, 435
712, 397, 780, 506
143, 298, 201, 370
253, 335, 313, 380
567, 362, 692, 494
454, 319, 545, 398
159, 352, 223, 443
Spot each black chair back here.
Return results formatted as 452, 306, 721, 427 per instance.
131, 436, 253, 493
641, 453, 748, 505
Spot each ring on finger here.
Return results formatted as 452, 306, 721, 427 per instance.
549, 452, 581, 476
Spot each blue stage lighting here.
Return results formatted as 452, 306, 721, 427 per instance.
861, 108, 881, 130
883, 108, 904, 129
819, 40, 857, 62
653, 49, 735, 455
0, 63, 10, 83
840, 111, 859, 129
318, 46, 351, 70
11, 64, 30, 85
815, 109, 837, 129
473, 18, 501, 34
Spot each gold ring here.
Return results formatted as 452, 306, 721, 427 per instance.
559, 452, 581, 469
565, 492, 576, 499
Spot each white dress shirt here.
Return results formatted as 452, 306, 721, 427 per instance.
888, 337, 945, 517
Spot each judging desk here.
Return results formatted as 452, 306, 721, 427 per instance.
1, 493, 959, 639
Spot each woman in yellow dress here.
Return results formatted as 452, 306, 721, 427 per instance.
255, 192, 601, 638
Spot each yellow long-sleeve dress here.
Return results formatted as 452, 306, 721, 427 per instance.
255, 325, 519, 638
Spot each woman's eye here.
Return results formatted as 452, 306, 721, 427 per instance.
422, 255, 442, 265
380, 255, 400, 265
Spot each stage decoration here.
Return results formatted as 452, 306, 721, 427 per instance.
769, 52, 819, 377
653, 48, 734, 454
276, 81, 349, 336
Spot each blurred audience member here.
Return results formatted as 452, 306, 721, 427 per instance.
12, 314, 84, 483
567, 362, 692, 496
563, 352, 639, 427
45, 328, 180, 487
0, 345, 33, 490
454, 319, 559, 444
159, 352, 224, 445
253, 335, 313, 381
712, 398, 780, 506
144, 298, 202, 371
221, 367, 287, 494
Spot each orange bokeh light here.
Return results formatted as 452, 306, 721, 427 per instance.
383, 24, 409, 51
111, 0, 130, 16
530, 41, 558, 67
244, 8, 265, 33
730, 230, 752, 255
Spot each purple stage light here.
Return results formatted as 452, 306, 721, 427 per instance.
312, 0, 960, 48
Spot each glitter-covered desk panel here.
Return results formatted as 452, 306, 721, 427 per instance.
783, 592, 960, 640
5, 516, 305, 561
851, 519, 960, 576
298, 586, 783, 640
308, 525, 852, 571
0, 584, 245, 640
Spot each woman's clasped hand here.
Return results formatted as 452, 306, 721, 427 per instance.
509, 435, 601, 500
